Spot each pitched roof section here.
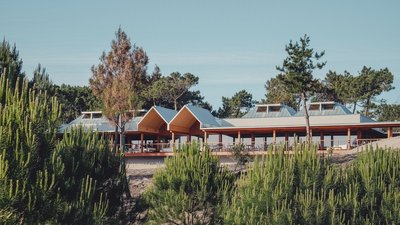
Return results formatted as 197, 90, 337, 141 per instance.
153, 106, 177, 123
295, 102, 352, 117
59, 111, 141, 133
185, 105, 221, 128
242, 104, 297, 118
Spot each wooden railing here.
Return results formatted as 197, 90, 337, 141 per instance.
118, 138, 384, 154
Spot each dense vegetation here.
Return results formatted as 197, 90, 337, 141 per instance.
0, 74, 129, 224
144, 143, 400, 225
145, 143, 235, 224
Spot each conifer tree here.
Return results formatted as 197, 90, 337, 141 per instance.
277, 35, 326, 142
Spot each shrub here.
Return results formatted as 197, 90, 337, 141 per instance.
145, 143, 235, 225
223, 143, 400, 225
0, 75, 128, 224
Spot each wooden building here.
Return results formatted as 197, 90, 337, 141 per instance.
59, 102, 400, 155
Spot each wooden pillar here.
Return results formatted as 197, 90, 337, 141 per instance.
204, 131, 208, 144
330, 135, 334, 148
187, 134, 191, 144
264, 136, 267, 151
157, 135, 160, 151
237, 131, 241, 144
218, 134, 223, 146
140, 133, 144, 153
388, 127, 393, 138
357, 130, 362, 146
251, 133, 255, 148
171, 132, 175, 150
273, 130, 276, 145
319, 132, 324, 150
347, 128, 351, 150
285, 132, 289, 150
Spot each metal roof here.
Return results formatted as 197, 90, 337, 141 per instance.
242, 104, 297, 118
153, 106, 177, 123
59, 113, 142, 133
295, 102, 352, 117
185, 105, 221, 128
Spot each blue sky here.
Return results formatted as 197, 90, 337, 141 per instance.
1, 0, 399, 109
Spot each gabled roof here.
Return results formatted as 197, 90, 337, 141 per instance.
137, 106, 177, 133
153, 106, 177, 123
295, 102, 352, 117
185, 105, 221, 128
242, 104, 297, 118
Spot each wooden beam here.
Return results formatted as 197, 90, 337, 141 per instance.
171, 132, 175, 150
168, 124, 190, 134
320, 132, 324, 150
218, 134, 223, 146
273, 130, 276, 144
251, 133, 255, 147
237, 131, 241, 144
204, 131, 208, 144
347, 128, 351, 150
388, 127, 393, 138
140, 133, 144, 153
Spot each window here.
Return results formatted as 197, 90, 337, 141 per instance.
92, 113, 102, 119
256, 106, 267, 113
322, 104, 335, 110
269, 106, 281, 112
82, 113, 91, 119
309, 104, 320, 111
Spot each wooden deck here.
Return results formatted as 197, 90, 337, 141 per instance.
124, 149, 353, 158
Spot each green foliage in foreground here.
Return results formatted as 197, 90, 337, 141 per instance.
0, 74, 128, 224
145, 143, 235, 225
224, 144, 400, 225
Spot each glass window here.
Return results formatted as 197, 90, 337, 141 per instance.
256, 106, 267, 113
322, 104, 335, 110
269, 106, 281, 112
309, 104, 320, 111
92, 113, 102, 119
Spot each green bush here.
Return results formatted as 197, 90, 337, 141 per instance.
0, 74, 128, 224
223, 143, 400, 225
145, 143, 235, 225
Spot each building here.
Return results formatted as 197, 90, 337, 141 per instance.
60, 102, 400, 154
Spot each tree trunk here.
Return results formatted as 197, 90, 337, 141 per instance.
301, 92, 311, 143
364, 98, 370, 117
118, 115, 125, 151
352, 102, 357, 114
174, 99, 178, 111
113, 125, 119, 154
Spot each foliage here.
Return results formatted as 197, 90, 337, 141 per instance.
276, 35, 326, 141
0, 39, 25, 91
264, 76, 298, 110
374, 103, 400, 122
215, 89, 253, 118
144, 72, 199, 110
90, 27, 149, 149
324, 70, 360, 112
0, 75, 128, 224
231, 144, 252, 169
324, 67, 394, 116
224, 143, 400, 225
357, 66, 394, 117
54, 84, 102, 123
145, 143, 235, 225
